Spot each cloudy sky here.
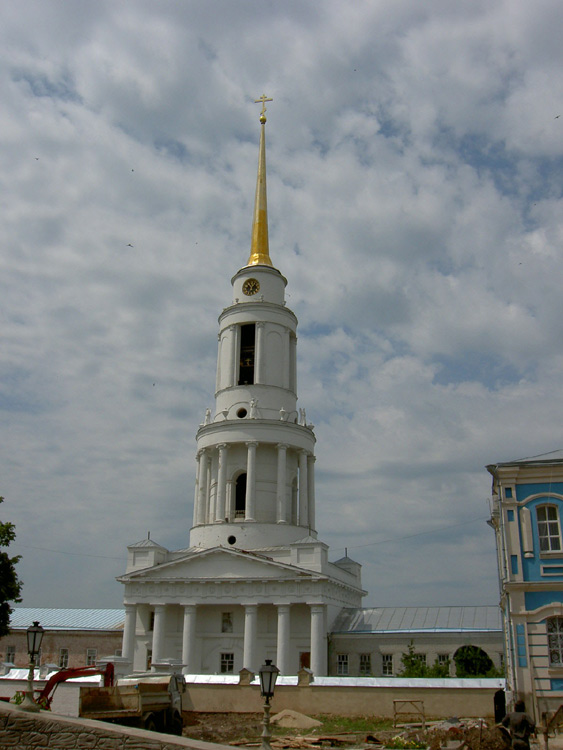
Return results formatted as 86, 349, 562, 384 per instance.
2, 0, 563, 612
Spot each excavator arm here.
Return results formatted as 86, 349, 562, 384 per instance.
36, 662, 114, 709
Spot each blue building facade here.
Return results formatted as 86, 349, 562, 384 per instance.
488, 451, 563, 719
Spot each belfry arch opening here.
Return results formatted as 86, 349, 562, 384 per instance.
235, 473, 247, 519
238, 324, 256, 385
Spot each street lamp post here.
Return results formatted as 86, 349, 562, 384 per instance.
259, 659, 280, 750
18, 621, 45, 712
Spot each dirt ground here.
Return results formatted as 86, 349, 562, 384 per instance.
180, 712, 512, 750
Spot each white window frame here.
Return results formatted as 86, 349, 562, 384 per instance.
548, 616, 563, 666
359, 653, 371, 676
59, 648, 69, 669
537, 504, 562, 553
222, 612, 233, 633
86, 648, 97, 666
220, 652, 234, 674
337, 653, 349, 675
5, 645, 15, 664
382, 653, 393, 676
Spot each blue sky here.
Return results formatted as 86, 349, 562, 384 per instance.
2, 0, 563, 609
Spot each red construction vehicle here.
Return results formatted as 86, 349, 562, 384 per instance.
35, 662, 115, 709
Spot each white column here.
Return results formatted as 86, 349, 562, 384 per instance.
299, 451, 309, 527
182, 604, 197, 674
276, 604, 291, 674
283, 328, 291, 389
151, 604, 166, 669
215, 444, 228, 522
255, 322, 265, 383
193, 452, 202, 526
226, 479, 234, 522
243, 604, 258, 672
196, 450, 209, 525
122, 604, 136, 666
307, 455, 316, 531
310, 604, 327, 677
230, 325, 238, 386
245, 442, 258, 521
290, 334, 297, 392
276, 444, 288, 523
216, 332, 222, 392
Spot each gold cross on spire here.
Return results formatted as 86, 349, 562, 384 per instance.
255, 93, 273, 118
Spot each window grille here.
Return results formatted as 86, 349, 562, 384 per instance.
548, 617, 563, 665
5, 645, 15, 664
337, 653, 349, 675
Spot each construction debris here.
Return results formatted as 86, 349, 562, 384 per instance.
272, 710, 323, 729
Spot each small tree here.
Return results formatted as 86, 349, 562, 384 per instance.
0, 497, 23, 637
399, 641, 451, 678
399, 642, 428, 677
454, 645, 495, 677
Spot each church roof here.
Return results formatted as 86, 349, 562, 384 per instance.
9, 607, 124, 631
491, 449, 563, 467
331, 606, 502, 634
127, 537, 167, 549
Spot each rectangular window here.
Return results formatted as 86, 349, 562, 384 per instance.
337, 653, 349, 675
359, 653, 371, 676
5, 645, 15, 664
149, 611, 155, 631
413, 653, 426, 666
220, 652, 234, 674
86, 648, 97, 666
511, 555, 519, 574
548, 617, 563, 666
538, 505, 562, 552
222, 612, 233, 633
59, 648, 69, 669
438, 653, 449, 665
146, 649, 152, 670
114, 649, 122, 657
382, 654, 393, 676
238, 324, 256, 385
505, 488, 513, 499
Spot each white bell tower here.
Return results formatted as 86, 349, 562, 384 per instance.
120, 98, 365, 678
190, 97, 317, 550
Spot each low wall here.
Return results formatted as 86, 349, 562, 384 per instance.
182, 680, 502, 718
0, 701, 232, 750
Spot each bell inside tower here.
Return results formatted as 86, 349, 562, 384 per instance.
238, 323, 256, 385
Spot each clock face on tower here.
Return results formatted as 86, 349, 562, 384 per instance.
242, 278, 260, 296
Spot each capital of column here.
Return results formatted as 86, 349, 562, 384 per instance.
277, 443, 289, 451
256, 321, 265, 329
246, 441, 258, 448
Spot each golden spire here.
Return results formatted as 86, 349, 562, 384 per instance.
246, 94, 273, 267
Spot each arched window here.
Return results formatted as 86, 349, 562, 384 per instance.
547, 616, 563, 665
235, 473, 247, 519
537, 504, 562, 552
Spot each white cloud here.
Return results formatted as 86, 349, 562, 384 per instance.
1, 0, 562, 610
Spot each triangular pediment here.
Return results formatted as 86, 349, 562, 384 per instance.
120, 546, 322, 583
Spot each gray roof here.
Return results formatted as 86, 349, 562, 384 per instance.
10, 608, 124, 631
489, 449, 563, 469
331, 606, 502, 634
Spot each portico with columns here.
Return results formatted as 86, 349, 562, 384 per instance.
118, 97, 365, 676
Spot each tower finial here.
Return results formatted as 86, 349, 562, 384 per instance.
246, 94, 274, 267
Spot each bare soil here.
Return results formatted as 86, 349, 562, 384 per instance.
180, 712, 511, 750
